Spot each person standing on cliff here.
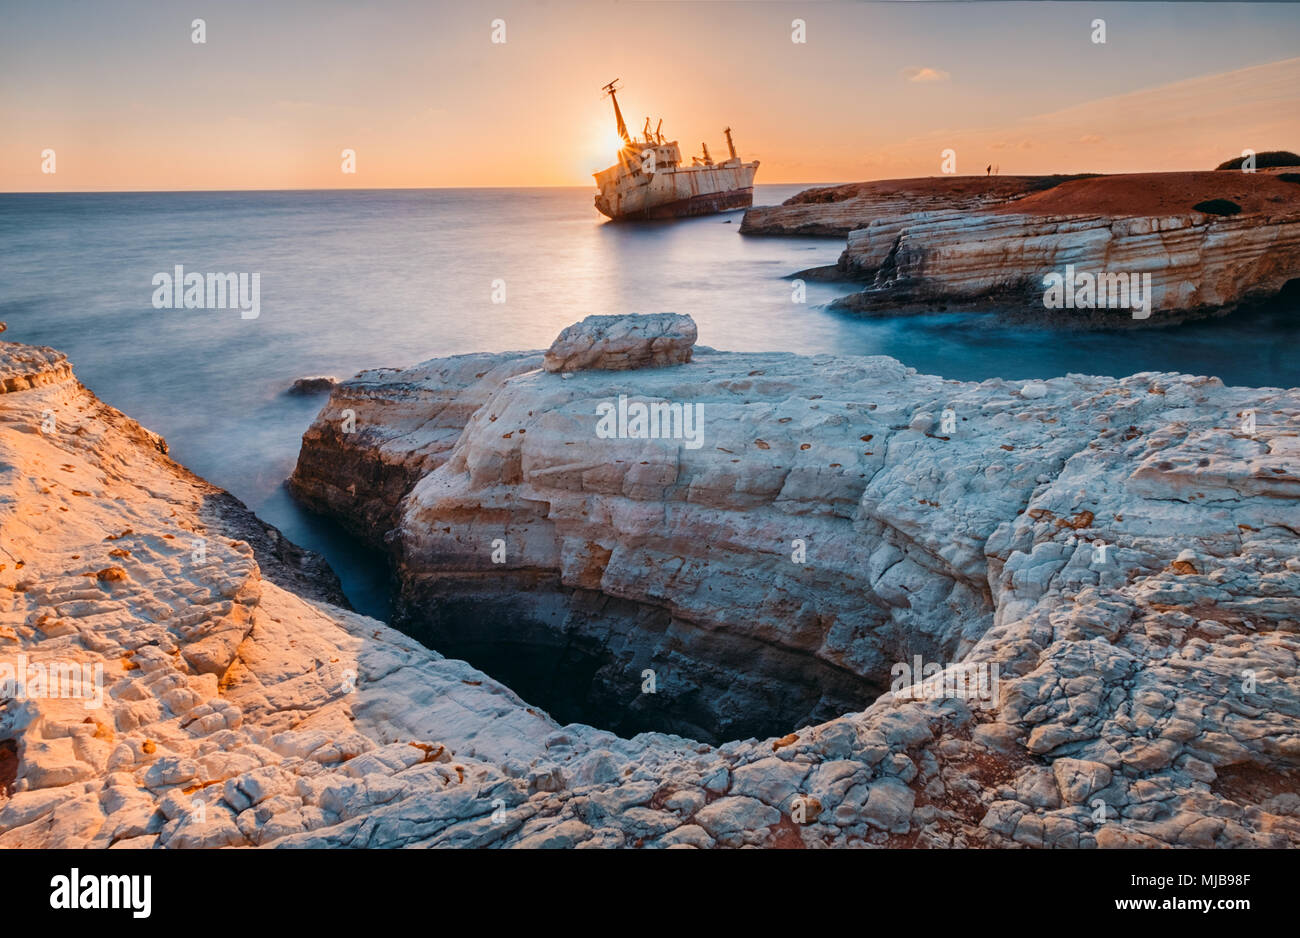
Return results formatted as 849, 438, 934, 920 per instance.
986, 165, 991, 176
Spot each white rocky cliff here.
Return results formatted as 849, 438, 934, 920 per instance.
743, 172, 1300, 323
289, 313, 1300, 847
3, 316, 1298, 849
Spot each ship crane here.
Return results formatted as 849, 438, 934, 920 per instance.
641, 117, 666, 146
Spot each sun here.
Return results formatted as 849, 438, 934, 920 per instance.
593, 129, 626, 163
576, 121, 628, 179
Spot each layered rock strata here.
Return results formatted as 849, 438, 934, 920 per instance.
286, 314, 1300, 847
4, 318, 1299, 849
738, 176, 1088, 238
743, 172, 1300, 323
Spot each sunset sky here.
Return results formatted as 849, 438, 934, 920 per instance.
3, 0, 1299, 190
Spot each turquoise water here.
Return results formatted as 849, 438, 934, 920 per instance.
2, 185, 1296, 617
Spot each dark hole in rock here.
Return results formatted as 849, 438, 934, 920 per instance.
1277, 277, 1300, 302
392, 582, 888, 747
0, 738, 17, 797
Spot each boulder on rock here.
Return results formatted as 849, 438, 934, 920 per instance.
542, 313, 697, 373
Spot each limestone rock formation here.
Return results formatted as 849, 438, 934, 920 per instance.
0, 341, 557, 847
743, 172, 1300, 323
1, 343, 75, 393
739, 176, 1076, 238
290, 351, 544, 544
836, 203, 1300, 323
6, 327, 1300, 850
543, 313, 696, 373
284, 315, 1300, 848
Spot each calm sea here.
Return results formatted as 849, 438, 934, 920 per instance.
2, 186, 1296, 617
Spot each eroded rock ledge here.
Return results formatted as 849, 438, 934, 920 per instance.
0, 340, 562, 847
286, 314, 1300, 847
743, 172, 1300, 324
4, 323, 1299, 850
739, 175, 1093, 238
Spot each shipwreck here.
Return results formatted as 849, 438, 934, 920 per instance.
593, 80, 759, 221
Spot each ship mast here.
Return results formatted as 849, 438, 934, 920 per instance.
602, 79, 631, 147
724, 127, 737, 160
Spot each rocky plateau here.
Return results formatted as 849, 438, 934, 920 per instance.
3, 311, 1299, 849
287, 312, 1300, 847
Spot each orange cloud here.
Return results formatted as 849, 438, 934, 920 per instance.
902, 67, 951, 83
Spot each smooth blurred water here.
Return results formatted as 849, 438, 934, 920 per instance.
1, 186, 1296, 618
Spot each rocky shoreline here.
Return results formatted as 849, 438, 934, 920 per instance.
744, 171, 1300, 324
0, 341, 582, 847
290, 314, 1300, 847
4, 316, 1300, 849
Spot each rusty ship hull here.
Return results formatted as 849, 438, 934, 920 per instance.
595, 162, 757, 220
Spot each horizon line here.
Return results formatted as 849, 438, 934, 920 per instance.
0, 182, 850, 196
6, 164, 1283, 196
